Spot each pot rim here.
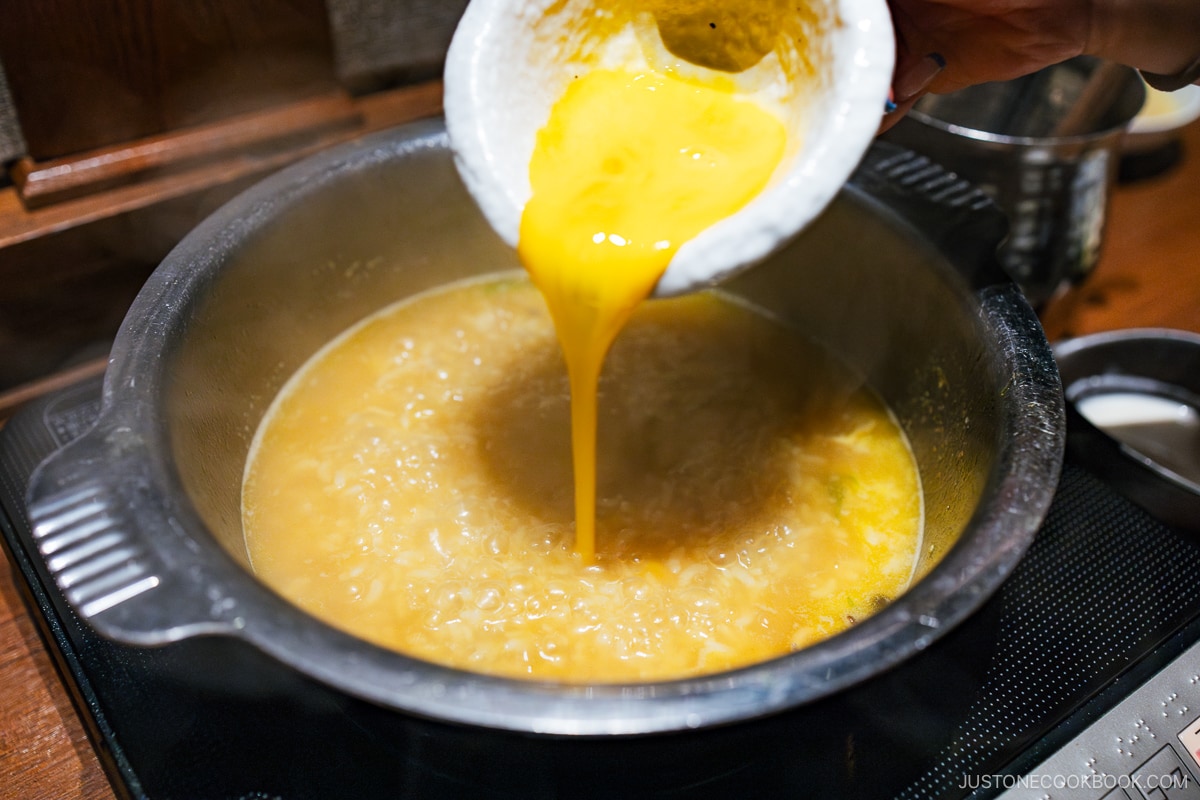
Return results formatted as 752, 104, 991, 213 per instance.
27, 122, 1065, 736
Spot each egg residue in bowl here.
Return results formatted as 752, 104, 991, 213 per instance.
442, 0, 885, 296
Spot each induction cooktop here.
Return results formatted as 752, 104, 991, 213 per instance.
2, 376, 1199, 799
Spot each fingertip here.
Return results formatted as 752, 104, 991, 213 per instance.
893, 52, 947, 104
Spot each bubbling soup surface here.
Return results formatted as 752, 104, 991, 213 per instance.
242, 275, 921, 681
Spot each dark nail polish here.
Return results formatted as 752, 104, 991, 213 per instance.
894, 53, 946, 103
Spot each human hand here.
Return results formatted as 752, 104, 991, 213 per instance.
880, 0, 1200, 131
883, 0, 1092, 127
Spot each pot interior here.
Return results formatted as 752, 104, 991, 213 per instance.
163, 129, 1000, 632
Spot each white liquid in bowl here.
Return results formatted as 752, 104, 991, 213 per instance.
1076, 391, 1200, 485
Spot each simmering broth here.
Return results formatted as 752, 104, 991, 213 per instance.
242, 276, 921, 681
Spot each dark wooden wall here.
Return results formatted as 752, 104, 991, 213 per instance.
0, 0, 339, 160
0, 1, 462, 399
0, 63, 24, 165
326, 0, 469, 91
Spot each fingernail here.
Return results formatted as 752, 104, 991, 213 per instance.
894, 52, 946, 103
884, 88, 897, 114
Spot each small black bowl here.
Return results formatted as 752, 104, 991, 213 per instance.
1054, 329, 1200, 533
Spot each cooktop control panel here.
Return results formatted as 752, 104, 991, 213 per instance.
998, 639, 1200, 799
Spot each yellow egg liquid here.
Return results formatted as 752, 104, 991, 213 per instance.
518, 68, 787, 559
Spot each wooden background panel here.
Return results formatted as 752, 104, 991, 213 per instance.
326, 0, 469, 91
0, 61, 27, 165
0, 0, 337, 160
0, 80, 444, 394
0, 208, 185, 389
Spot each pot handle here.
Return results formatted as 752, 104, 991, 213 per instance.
26, 421, 248, 646
855, 141, 1009, 274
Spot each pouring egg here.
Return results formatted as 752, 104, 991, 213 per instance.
444, 0, 894, 558
444, 0, 896, 297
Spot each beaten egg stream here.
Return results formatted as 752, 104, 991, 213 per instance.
519, 67, 787, 560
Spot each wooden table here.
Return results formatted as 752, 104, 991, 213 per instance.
1040, 123, 1200, 340
2, 121, 1200, 800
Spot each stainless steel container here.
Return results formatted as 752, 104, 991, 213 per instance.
1055, 328, 1200, 532
884, 57, 1145, 307
24, 122, 1063, 793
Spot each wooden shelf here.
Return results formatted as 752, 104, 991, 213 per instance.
0, 81, 443, 250
0, 80, 443, 392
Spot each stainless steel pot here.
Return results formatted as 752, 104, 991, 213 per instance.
26, 122, 1062, 765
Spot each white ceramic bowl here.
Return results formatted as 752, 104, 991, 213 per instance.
1125, 82, 1200, 153
444, 0, 895, 296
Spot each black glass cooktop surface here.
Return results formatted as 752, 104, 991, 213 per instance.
2, 376, 1199, 800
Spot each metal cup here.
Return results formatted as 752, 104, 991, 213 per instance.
883, 57, 1145, 307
